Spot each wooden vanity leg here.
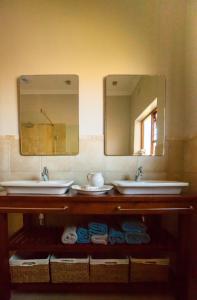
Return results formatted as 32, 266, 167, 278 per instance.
176, 214, 193, 300
0, 213, 11, 300
187, 206, 197, 300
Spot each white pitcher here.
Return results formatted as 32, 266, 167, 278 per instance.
87, 172, 104, 188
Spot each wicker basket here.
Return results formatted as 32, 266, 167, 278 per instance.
50, 254, 89, 283
90, 256, 129, 283
130, 257, 170, 282
9, 253, 50, 283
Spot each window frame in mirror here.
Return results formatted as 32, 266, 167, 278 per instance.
104, 74, 166, 156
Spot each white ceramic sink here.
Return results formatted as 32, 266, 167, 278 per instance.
0, 180, 74, 195
112, 180, 189, 195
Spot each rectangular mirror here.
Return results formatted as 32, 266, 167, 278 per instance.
104, 75, 165, 156
19, 75, 79, 155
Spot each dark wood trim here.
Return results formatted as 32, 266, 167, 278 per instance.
0, 213, 11, 300
140, 108, 158, 155
0, 202, 194, 214
187, 204, 197, 300
0, 190, 196, 202
151, 109, 157, 155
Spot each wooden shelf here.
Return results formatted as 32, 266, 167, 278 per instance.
9, 226, 176, 255
11, 282, 174, 294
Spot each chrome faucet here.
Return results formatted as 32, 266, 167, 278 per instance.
135, 166, 143, 181
39, 167, 48, 226
41, 166, 49, 181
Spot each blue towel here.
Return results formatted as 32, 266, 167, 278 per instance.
125, 232, 151, 244
121, 220, 147, 233
77, 227, 90, 244
109, 228, 125, 245
88, 222, 108, 236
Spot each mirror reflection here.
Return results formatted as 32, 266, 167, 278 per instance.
104, 75, 165, 156
19, 75, 79, 155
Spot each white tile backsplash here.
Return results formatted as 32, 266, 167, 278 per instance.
0, 144, 10, 172
10, 139, 41, 172
0, 135, 170, 184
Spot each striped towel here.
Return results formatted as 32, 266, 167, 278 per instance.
91, 234, 108, 245
77, 227, 90, 244
125, 232, 151, 244
88, 222, 108, 236
121, 220, 147, 233
109, 228, 125, 245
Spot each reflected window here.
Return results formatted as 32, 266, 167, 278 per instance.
141, 109, 157, 155
104, 75, 165, 156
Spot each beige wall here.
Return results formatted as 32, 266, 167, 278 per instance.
166, 0, 197, 191
184, 0, 197, 139
105, 95, 131, 155
0, 0, 186, 179
0, 0, 193, 234
21, 94, 78, 125
0, 0, 186, 137
183, 0, 197, 192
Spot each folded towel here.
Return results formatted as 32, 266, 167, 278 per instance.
125, 232, 151, 244
91, 234, 108, 245
61, 226, 77, 244
77, 227, 90, 244
121, 220, 147, 233
88, 222, 108, 236
109, 228, 125, 245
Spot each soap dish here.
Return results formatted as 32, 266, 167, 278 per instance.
71, 185, 113, 195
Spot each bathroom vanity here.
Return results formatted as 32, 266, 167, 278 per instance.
0, 191, 196, 300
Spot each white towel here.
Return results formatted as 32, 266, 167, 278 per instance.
61, 226, 77, 244
91, 234, 108, 245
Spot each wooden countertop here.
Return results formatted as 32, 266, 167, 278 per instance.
0, 189, 196, 202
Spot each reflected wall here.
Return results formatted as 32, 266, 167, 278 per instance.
19, 75, 79, 155
104, 75, 165, 156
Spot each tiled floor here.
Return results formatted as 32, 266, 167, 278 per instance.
11, 293, 175, 300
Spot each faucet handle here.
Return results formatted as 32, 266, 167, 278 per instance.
41, 166, 49, 181
135, 166, 143, 181
43, 166, 48, 175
